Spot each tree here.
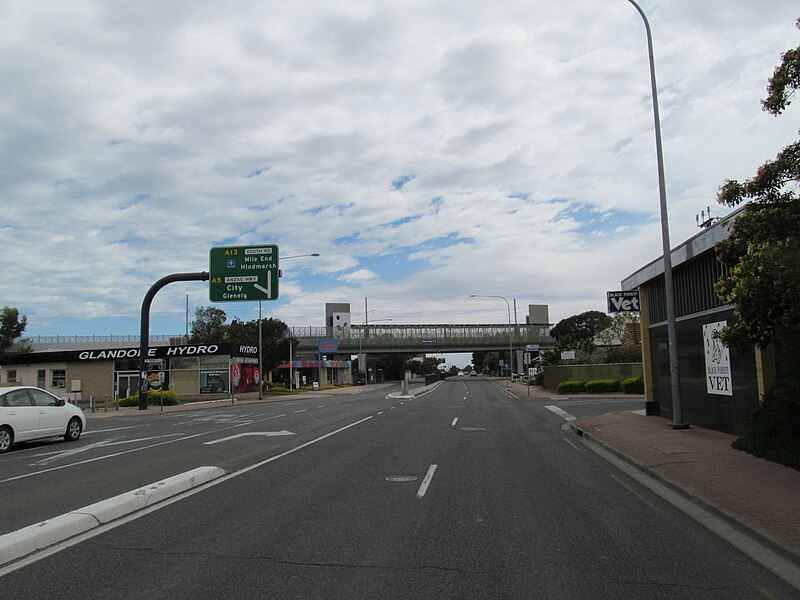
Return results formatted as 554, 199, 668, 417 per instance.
714, 18, 800, 354
189, 307, 228, 343
715, 20, 800, 469
0, 306, 27, 352
254, 318, 296, 372
549, 310, 612, 357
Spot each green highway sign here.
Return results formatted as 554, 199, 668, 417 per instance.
209, 245, 279, 302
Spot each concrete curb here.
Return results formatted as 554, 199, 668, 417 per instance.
569, 422, 800, 569
0, 466, 227, 567
387, 380, 444, 400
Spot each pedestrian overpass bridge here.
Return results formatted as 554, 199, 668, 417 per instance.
290, 323, 555, 355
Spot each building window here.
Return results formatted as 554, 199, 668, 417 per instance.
51, 369, 67, 388
37, 369, 46, 388
7, 370, 17, 383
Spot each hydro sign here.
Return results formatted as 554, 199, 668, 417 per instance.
607, 290, 640, 313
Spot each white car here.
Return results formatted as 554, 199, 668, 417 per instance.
0, 386, 86, 453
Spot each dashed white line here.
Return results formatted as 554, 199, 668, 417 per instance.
293, 409, 308, 414
416, 464, 438, 498
377, 411, 384, 415
451, 418, 459, 427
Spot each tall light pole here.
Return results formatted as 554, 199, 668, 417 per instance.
626, 0, 685, 428
259, 252, 320, 399
470, 294, 513, 388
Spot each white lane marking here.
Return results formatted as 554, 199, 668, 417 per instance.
416, 464, 438, 498
451, 418, 458, 427
0, 416, 375, 577
30, 434, 187, 466
293, 409, 308, 414
377, 411, 384, 415
203, 431, 294, 445
0, 413, 288, 484
83, 425, 142, 435
390, 407, 396, 410
545, 405, 576, 422
317, 406, 326, 409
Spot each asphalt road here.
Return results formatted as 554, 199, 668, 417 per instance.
1, 379, 797, 598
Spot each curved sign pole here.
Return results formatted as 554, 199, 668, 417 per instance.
139, 272, 209, 410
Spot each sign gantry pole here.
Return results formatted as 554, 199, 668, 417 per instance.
139, 272, 209, 411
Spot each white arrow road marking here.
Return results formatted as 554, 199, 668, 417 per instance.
203, 430, 294, 445
30, 434, 187, 466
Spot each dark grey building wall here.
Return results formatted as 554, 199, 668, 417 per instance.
649, 308, 759, 434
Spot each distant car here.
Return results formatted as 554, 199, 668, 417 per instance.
0, 386, 86, 454
470, 372, 478, 377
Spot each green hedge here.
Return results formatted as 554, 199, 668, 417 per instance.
622, 376, 645, 394
557, 380, 586, 394
584, 379, 622, 393
119, 390, 180, 407
732, 380, 800, 471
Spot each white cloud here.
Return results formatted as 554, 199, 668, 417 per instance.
1, 0, 797, 335
339, 269, 379, 284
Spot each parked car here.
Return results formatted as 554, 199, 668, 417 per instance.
0, 386, 86, 454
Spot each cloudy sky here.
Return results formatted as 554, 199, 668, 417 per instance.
2, 0, 797, 339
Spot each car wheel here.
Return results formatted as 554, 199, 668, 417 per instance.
0, 426, 12, 453
64, 418, 82, 442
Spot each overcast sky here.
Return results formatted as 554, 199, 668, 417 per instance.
2, 0, 797, 339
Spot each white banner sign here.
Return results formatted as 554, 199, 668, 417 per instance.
703, 321, 732, 396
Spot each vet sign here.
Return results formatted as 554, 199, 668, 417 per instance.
607, 290, 640, 313
703, 321, 732, 396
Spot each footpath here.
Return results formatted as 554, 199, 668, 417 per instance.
506, 380, 800, 568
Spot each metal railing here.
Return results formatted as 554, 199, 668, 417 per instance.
292, 324, 554, 352
21, 334, 178, 344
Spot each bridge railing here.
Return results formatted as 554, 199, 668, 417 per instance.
290, 324, 554, 351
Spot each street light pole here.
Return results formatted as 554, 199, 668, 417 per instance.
626, 0, 685, 428
258, 300, 263, 399
470, 294, 513, 388
257, 252, 319, 399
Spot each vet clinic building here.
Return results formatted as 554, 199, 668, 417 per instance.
622, 208, 773, 435
0, 343, 260, 403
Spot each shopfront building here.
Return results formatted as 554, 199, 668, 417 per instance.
0, 343, 259, 402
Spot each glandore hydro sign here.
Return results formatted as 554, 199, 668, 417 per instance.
0, 344, 258, 367
77, 345, 221, 360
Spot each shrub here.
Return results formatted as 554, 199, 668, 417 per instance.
584, 379, 622, 394
118, 390, 180, 407
558, 380, 586, 394
732, 380, 800, 471
622, 376, 645, 394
